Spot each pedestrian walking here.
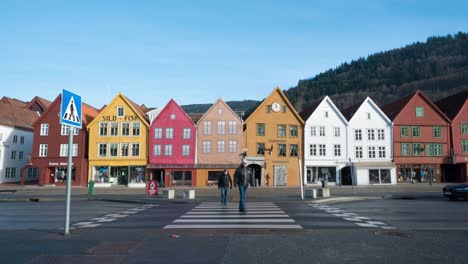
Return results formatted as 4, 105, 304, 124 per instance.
218, 169, 233, 205
234, 159, 254, 213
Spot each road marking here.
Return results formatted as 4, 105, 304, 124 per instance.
181, 214, 289, 218
164, 224, 303, 229
174, 219, 296, 223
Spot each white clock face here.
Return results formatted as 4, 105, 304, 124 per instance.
272, 102, 281, 112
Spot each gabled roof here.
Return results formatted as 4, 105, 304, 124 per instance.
435, 90, 468, 120
25, 96, 52, 113
0, 97, 28, 108
345, 97, 392, 124
197, 98, 243, 124
244, 86, 304, 125
299, 97, 324, 121
0, 100, 39, 130
381, 89, 451, 123
299, 96, 348, 125
152, 98, 195, 126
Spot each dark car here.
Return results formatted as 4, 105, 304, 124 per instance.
443, 184, 468, 200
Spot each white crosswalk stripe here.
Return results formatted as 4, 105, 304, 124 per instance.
164, 202, 302, 229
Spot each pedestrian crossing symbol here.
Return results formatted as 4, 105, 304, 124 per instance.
60, 89, 82, 129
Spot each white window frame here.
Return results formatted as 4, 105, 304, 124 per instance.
40, 124, 49, 136
217, 121, 226, 135
202, 141, 211, 153
166, 128, 174, 139
182, 145, 190, 156
154, 128, 162, 139
228, 121, 237, 135
217, 140, 225, 153
153, 144, 162, 156
203, 121, 212, 135
39, 144, 48, 157
183, 128, 191, 139
164, 144, 173, 156
228, 140, 237, 153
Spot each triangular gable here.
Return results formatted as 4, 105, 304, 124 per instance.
306, 96, 348, 126
349, 97, 392, 125
198, 98, 243, 124
31, 95, 61, 127
152, 99, 195, 126
399, 90, 451, 123
244, 86, 304, 125
435, 90, 468, 120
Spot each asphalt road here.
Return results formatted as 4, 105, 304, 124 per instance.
0, 196, 467, 264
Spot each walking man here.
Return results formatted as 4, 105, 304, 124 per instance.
218, 169, 233, 205
234, 159, 253, 213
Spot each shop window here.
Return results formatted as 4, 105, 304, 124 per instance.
369, 169, 391, 184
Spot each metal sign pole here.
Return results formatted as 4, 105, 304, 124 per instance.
299, 158, 303, 200
64, 126, 73, 235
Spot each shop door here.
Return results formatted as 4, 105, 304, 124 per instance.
274, 165, 287, 186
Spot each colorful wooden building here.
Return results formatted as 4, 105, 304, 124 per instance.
147, 99, 196, 187
382, 90, 451, 183
243, 87, 304, 186
28, 94, 98, 186
196, 98, 244, 186
87, 93, 149, 187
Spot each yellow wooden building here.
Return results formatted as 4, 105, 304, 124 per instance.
243, 87, 304, 186
87, 93, 149, 187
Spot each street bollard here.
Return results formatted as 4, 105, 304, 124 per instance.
88, 180, 95, 196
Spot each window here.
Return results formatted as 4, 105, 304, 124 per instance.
462, 123, 468, 134
153, 145, 162, 156
400, 126, 409, 137
99, 143, 107, 157
433, 126, 441, 138
369, 169, 391, 184
110, 123, 119, 136
334, 127, 340, 137
325, 111, 329, 118
132, 143, 140, 156
290, 144, 298, 157
202, 141, 211, 153
183, 128, 191, 139
154, 128, 162, 139
368, 146, 376, 158
310, 126, 317, 136
19, 151, 24, 160
257, 143, 265, 155
266, 105, 271, 112
290, 125, 298, 137
11, 151, 16, 160
367, 112, 371, 120
401, 143, 410, 156
217, 121, 225, 135
99, 123, 108, 136
334, 145, 341, 157
310, 144, 317, 156
355, 146, 363, 158
228, 140, 237, 153
282, 106, 287, 113
110, 143, 118, 157
182, 145, 190, 156
319, 144, 326, 156
426, 143, 442, 156
13, 135, 17, 143
278, 144, 286, 157
378, 129, 385, 140
412, 126, 421, 137
203, 121, 212, 135
413, 143, 422, 156
165, 128, 173, 139
278, 125, 286, 137
217, 108, 222, 115
164, 144, 172, 156
257, 123, 265, 136
121, 143, 129, 157
367, 129, 375, 140
117, 106, 124, 117
132, 123, 140, 136
39, 144, 48, 157
378, 146, 386, 158
217, 141, 225, 153
462, 140, 468, 152
40, 124, 49, 136
122, 123, 130, 136
355, 129, 362, 141
416, 107, 424, 117
20, 136, 24, 144
228, 121, 237, 134
319, 126, 325, 136
61, 125, 79, 136
60, 144, 78, 157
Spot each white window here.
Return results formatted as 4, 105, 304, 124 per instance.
121, 143, 129, 157
166, 128, 174, 139
132, 143, 139, 156
40, 124, 49, 136
182, 145, 190, 156
153, 145, 162, 156
325, 111, 329, 118
218, 121, 226, 135
366, 112, 371, 119
355, 146, 363, 159
122, 123, 130, 136
319, 126, 325, 136
217, 140, 225, 153
39, 144, 48, 157
60, 144, 78, 157
367, 129, 375, 140
378, 146, 386, 158
13, 135, 17, 143
378, 129, 385, 140
164, 144, 173, 156
217, 108, 222, 115
368, 146, 376, 158
154, 128, 162, 139
99, 123, 108, 136
99, 143, 107, 157
355, 129, 362, 141
310, 126, 316, 136
183, 128, 191, 139
117, 106, 124, 117
319, 144, 326, 156
228, 121, 237, 134
20, 136, 24, 144
110, 143, 118, 157
203, 121, 212, 135
19, 151, 24, 160
334, 127, 340, 137
61, 125, 79, 135
109, 123, 118, 136
228, 140, 237, 153
334, 145, 341, 157
202, 141, 211, 153
309, 144, 317, 156
132, 123, 140, 136
11, 151, 16, 160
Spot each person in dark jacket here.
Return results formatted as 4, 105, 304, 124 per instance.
234, 159, 253, 212
218, 168, 233, 205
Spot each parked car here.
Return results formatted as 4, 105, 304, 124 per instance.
443, 184, 468, 200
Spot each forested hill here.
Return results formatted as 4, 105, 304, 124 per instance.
286, 32, 468, 112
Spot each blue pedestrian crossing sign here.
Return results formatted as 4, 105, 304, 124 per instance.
60, 89, 82, 129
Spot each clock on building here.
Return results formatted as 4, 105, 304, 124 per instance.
271, 102, 281, 112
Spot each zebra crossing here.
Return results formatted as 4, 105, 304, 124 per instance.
164, 202, 302, 229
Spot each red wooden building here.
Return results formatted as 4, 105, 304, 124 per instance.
436, 90, 468, 182
147, 99, 197, 187
382, 90, 451, 183
27, 94, 99, 186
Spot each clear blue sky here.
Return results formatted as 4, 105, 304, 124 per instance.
1, 0, 467, 109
